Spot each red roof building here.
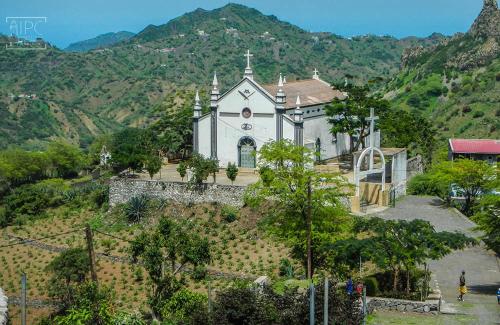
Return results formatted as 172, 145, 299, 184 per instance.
448, 139, 500, 164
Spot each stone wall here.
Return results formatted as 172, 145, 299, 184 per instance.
367, 297, 438, 314
0, 288, 7, 325
109, 177, 247, 207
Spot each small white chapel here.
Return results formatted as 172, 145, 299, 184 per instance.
192, 50, 380, 168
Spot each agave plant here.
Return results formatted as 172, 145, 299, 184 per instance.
124, 195, 149, 223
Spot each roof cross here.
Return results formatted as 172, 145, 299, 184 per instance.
244, 50, 253, 68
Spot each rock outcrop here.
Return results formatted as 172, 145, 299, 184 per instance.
401, 0, 499, 71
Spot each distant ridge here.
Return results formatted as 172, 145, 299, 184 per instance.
65, 31, 135, 52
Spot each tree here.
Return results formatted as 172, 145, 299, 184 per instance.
46, 141, 87, 178
325, 84, 389, 153
246, 140, 351, 278
379, 109, 436, 169
434, 159, 498, 216
145, 153, 162, 179
177, 162, 187, 181
186, 154, 219, 185
130, 218, 211, 320
472, 194, 500, 254
152, 93, 194, 158
330, 217, 476, 293
46, 247, 90, 308
53, 282, 114, 325
226, 162, 238, 185
109, 128, 157, 173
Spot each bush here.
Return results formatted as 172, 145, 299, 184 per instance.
278, 258, 294, 278
472, 111, 485, 118
162, 289, 207, 323
124, 195, 150, 223
2, 178, 68, 225
221, 205, 238, 223
407, 173, 446, 197
363, 277, 379, 296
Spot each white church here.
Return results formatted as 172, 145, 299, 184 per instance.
193, 50, 378, 168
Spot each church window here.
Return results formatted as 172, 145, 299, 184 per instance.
242, 107, 252, 118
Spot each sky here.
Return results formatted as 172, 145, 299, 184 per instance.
0, 0, 491, 48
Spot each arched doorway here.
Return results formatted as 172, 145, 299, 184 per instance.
238, 137, 256, 168
315, 138, 321, 162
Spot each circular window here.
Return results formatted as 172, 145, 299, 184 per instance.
242, 107, 252, 118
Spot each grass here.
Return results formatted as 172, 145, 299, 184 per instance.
367, 311, 478, 325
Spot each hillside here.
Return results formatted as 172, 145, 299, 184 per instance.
385, 0, 500, 140
65, 31, 135, 52
0, 4, 442, 149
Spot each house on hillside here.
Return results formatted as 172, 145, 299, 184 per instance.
448, 139, 499, 164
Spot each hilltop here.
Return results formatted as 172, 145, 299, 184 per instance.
0, 3, 442, 149
385, 0, 500, 140
65, 31, 135, 52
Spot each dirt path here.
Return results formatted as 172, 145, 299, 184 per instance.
372, 196, 500, 324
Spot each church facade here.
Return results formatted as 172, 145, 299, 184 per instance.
193, 51, 368, 168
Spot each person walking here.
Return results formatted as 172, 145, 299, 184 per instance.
457, 270, 467, 301
346, 276, 354, 296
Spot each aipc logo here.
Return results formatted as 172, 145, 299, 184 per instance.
5, 16, 47, 50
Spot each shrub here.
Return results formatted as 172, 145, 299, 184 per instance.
162, 289, 207, 323
472, 111, 485, 118
462, 105, 472, 114
124, 195, 150, 223
278, 258, 294, 278
177, 161, 187, 181
226, 162, 239, 184
221, 205, 238, 223
363, 277, 379, 296
407, 173, 446, 197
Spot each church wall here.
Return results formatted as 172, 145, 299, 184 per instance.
216, 79, 277, 167
303, 113, 351, 160
198, 115, 211, 158
283, 117, 295, 142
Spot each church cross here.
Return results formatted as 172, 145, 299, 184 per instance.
367, 107, 379, 170
367, 107, 379, 149
244, 50, 253, 68
313, 68, 318, 75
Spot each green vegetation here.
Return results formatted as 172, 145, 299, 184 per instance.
326, 84, 389, 152
472, 194, 500, 254
226, 162, 238, 184
330, 217, 475, 298
130, 218, 211, 319
185, 153, 219, 185
247, 140, 351, 278
408, 159, 498, 216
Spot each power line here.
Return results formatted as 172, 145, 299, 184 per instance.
0, 229, 82, 249
93, 229, 134, 243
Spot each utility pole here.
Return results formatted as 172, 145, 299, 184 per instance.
85, 224, 98, 284
323, 278, 329, 325
306, 177, 312, 280
309, 282, 315, 325
21, 272, 27, 325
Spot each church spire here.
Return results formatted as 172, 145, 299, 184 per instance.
293, 95, 303, 122
212, 71, 218, 90
243, 50, 254, 80
193, 90, 202, 118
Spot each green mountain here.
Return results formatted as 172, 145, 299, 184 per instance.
385, 0, 500, 140
65, 31, 135, 52
0, 3, 442, 149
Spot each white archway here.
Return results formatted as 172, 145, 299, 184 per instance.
354, 146, 386, 196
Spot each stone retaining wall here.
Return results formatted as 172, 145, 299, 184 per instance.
109, 177, 247, 207
367, 297, 438, 314
0, 288, 8, 325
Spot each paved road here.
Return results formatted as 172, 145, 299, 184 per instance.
372, 196, 500, 324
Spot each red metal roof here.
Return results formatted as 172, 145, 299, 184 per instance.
449, 139, 500, 154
